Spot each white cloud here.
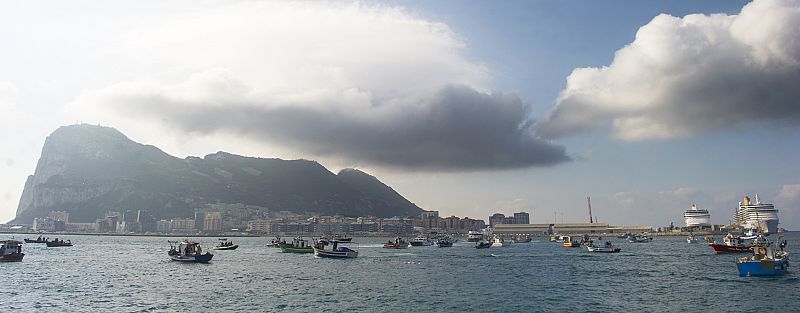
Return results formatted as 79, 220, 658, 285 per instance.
70, 1, 568, 170
775, 184, 800, 230
537, 0, 800, 141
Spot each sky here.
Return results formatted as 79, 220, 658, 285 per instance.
1, 0, 799, 229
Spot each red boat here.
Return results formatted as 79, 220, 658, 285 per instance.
383, 237, 409, 249
0, 240, 25, 262
709, 243, 752, 254
708, 234, 754, 254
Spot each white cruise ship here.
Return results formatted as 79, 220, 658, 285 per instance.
683, 204, 711, 227
734, 194, 779, 234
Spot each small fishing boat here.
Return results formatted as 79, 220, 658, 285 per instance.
687, 235, 698, 244
45, 238, 73, 247
587, 241, 621, 253
321, 234, 353, 243
709, 233, 754, 254
280, 237, 314, 253
437, 237, 454, 248
168, 240, 213, 263
383, 237, 409, 249
549, 235, 558, 242
24, 236, 47, 244
617, 233, 633, 239
512, 236, 532, 243
314, 240, 358, 258
736, 236, 789, 276
562, 236, 581, 248
627, 234, 653, 243
267, 237, 284, 248
467, 230, 484, 242
0, 240, 25, 262
475, 241, 493, 249
214, 239, 239, 250
409, 235, 433, 246
491, 235, 504, 248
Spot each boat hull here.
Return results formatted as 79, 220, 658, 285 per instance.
709, 243, 752, 254
587, 246, 620, 253
437, 242, 453, 247
214, 245, 239, 250
24, 239, 46, 244
383, 244, 408, 249
563, 242, 580, 248
46, 242, 73, 247
0, 253, 24, 262
409, 241, 432, 246
736, 258, 788, 276
170, 253, 214, 263
314, 248, 358, 258
280, 246, 314, 253
475, 242, 492, 249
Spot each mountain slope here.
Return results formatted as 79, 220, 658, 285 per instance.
13, 124, 423, 223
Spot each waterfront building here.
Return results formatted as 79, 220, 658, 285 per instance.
204, 212, 223, 232
514, 212, 530, 224
170, 218, 195, 233
32, 217, 55, 232
489, 213, 506, 227
156, 219, 172, 233
246, 219, 271, 233
493, 223, 551, 235
65, 222, 97, 232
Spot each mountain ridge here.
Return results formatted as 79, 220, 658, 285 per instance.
12, 124, 423, 224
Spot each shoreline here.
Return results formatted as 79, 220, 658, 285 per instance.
2, 230, 787, 238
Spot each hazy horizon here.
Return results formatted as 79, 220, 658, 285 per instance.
2, 0, 799, 229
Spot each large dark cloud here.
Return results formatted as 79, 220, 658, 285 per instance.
82, 80, 569, 171
537, 0, 800, 141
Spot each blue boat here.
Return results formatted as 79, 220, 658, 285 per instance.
313, 240, 358, 258
736, 237, 789, 276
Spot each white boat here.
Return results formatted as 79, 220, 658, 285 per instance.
684, 204, 711, 227
687, 235, 698, 244
467, 231, 483, 242
409, 235, 433, 246
628, 234, 653, 243
490, 235, 504, 247
587, 241, 621, 253
734, 194, 779, 234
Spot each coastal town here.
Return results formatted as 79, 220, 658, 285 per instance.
0, 195, 781, 237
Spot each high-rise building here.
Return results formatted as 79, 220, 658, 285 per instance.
204, 212, 223, 232
489, 213, 506, 227
170, 218, 195, 233
514, 212, 530, 224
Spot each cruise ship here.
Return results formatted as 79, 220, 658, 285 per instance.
683, 204, 711, 227
734, 194, 779, 234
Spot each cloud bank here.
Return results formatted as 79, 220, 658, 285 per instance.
537, 0, 800, 141
71, 2, 568, 171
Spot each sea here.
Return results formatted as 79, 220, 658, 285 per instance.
2, 232, 799, 312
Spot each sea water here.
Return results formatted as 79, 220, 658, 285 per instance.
2, 233, 799, 312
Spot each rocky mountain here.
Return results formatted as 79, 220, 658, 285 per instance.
12, 124, 423, 224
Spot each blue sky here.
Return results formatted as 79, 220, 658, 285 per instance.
1, 0, 798, 229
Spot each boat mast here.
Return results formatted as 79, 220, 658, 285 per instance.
587, 196, 593, 223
